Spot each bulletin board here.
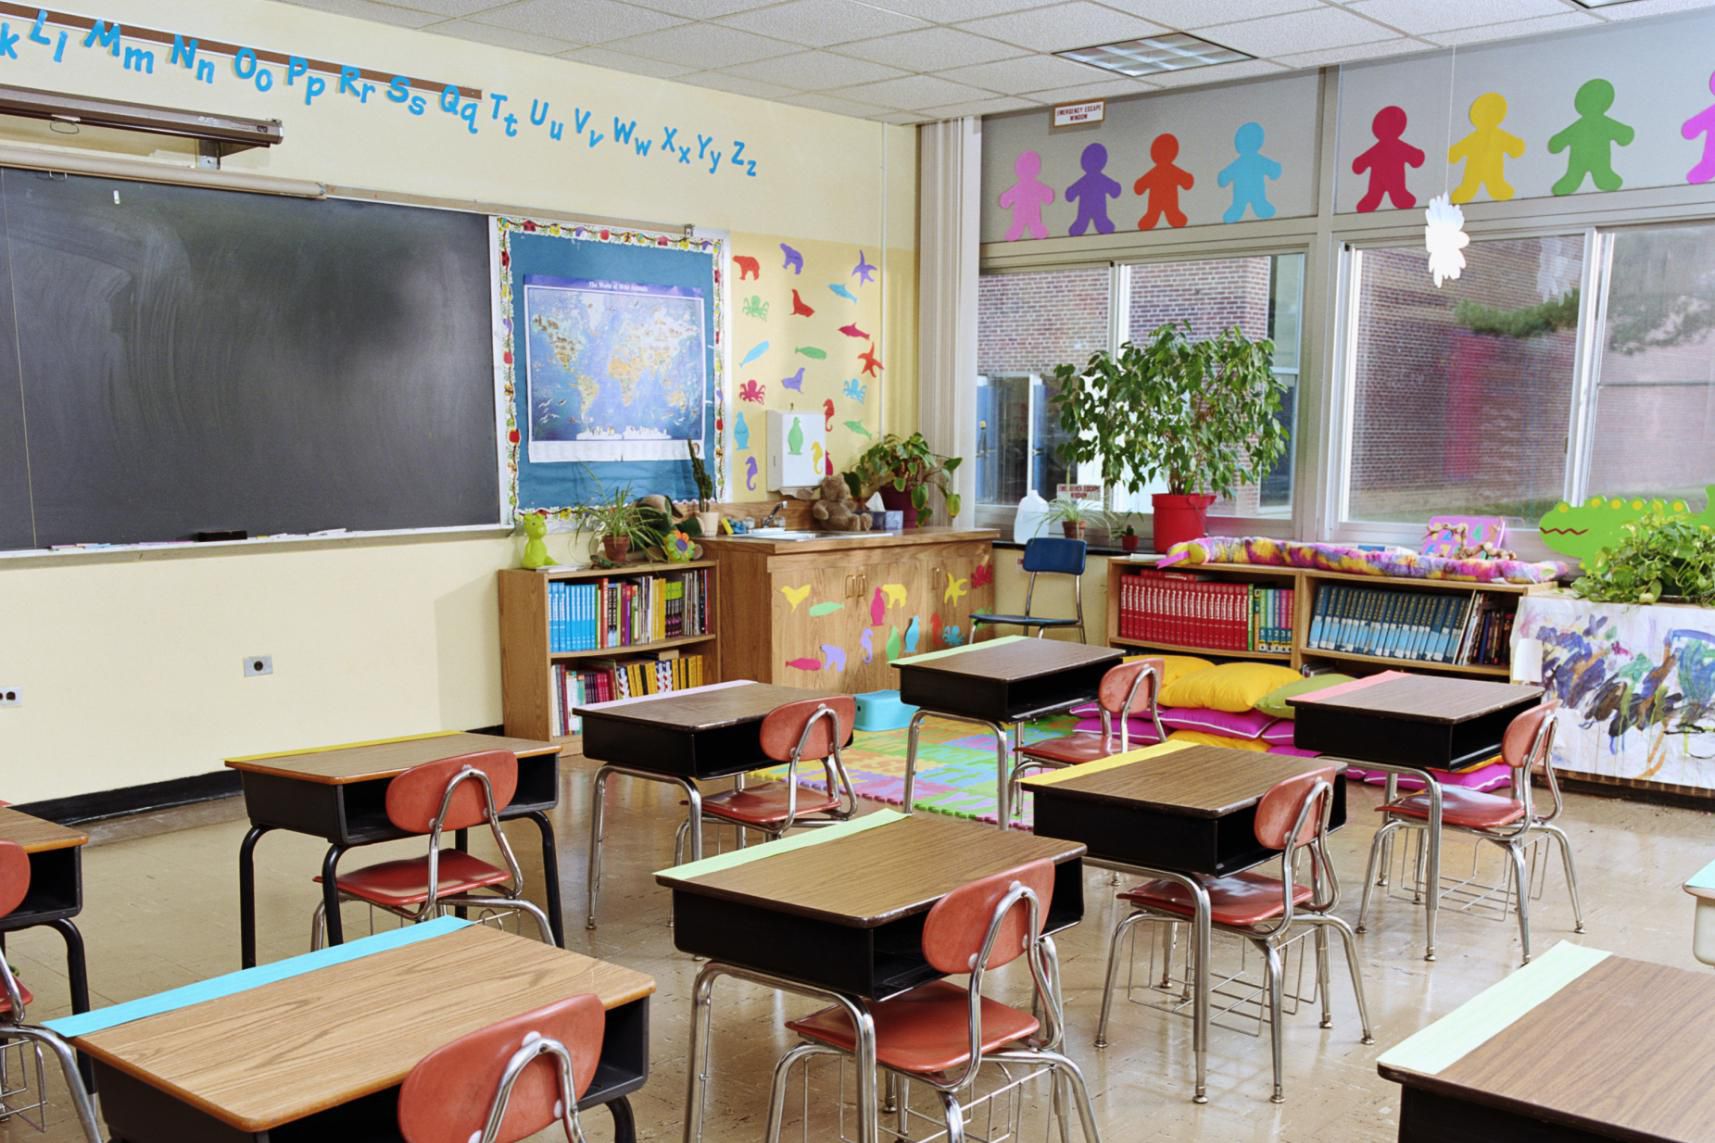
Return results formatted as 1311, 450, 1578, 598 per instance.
493, 216, 726, 519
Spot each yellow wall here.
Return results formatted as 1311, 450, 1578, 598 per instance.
0, 0, 917, 801
992, 549, 1112, 644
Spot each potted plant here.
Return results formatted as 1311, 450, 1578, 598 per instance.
575, 487, 663, 565
1572, 512, 1715, 605
1104, 510, 1142, 553
1045, 496, 1093, 540
1052, 321, 1290, 553
685, 440, 720, 536
842, 432, 963, 529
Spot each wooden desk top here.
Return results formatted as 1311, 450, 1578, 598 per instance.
574, 680, 839, 729
224, 732, 563, 785
0, 806, 87, 853
897, 639, 1121, 682
74, 926, 653, 1134
1379, 946, 1715, 1141
658, 813, 1084, 928
1025, 745, 1343, 818
1290, 674, 1542, 725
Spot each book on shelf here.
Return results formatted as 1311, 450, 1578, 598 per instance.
1304, 584, 1514, 667
1117, 571, 1293, 655
545, 567, 712, 654
547, 650, 710, 737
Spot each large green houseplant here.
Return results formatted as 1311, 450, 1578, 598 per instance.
843, 432, 963, 528
1051, 321, 1290, 552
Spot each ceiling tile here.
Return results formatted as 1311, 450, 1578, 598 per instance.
720, 50, 908, 89
918, 95, 1036, 118
557, 46, 701, 77
956, 3, 1168, 54
878, 109, 934, 124
863, 0, 1043, 19
1142, 58, 1289, 87
628, 0, 778, 14
275, 0, 444, 27
368, 0, 514, 15
1020, 77, 1156, 103
679, 72, 799, 98
835, 27, 1029, 71
1195, 7, 1399, 55
937, 54, 1113, 95
473, 0, 684, 42
780, 91, 892, 117
1118, 0, 1323, 28
427, 18, 582, 52
1346, 0, 1575, 36
1422, 11, 1603, 44
1564, 0, 1715, 19
827, 73, 996, 110
602, 23, 799, 66
716, 0, 929, 47
1274, 37, 1429, 67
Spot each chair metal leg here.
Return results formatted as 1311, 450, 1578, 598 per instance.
1314, 923, 1333, 1030
1158, 922, 1179, 990
1504, 839, 1533, 964
940, 1090, 965, 1143
2, 1027, 101, 1143
586, 765, 613, 931
1095, 911, 1152, 1048
1262, 941, 1285, 1104
1540, 822, 1586, 933
1304, 913, 1374, 1044
1356, 820, 1398, 935
763, 1043, 825, 1143
991, 1049, 1102, 1142
902, 710, 930, 814
310, 899, 328, 951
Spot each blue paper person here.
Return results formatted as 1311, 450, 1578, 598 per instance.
1218, 122, 1280, 223
1065, 142, 1122, 236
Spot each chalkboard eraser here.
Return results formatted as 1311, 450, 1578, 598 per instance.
191, 529, 247, 543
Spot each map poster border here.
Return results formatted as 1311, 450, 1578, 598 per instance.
491, 215, 727, 524
521, 274, 708, 465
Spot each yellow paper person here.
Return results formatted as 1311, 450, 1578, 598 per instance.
1448, 92, 1524, 204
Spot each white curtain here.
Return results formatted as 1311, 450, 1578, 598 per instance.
917, 117, 981, 529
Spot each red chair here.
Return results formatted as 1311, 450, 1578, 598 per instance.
1097, 768, 1371, 1104
311, 751, 553, 949
1008, 657, 1163, 816
763, 860, 1101, 1142
0, 841, 101, 1142
398, 994, 603, 1143
1358, 702, 1583, 965
691, 697, 859, 847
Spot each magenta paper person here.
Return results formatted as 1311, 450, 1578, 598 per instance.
998, 150, 1054, 240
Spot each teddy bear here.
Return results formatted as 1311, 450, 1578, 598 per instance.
798, 473, 873, 532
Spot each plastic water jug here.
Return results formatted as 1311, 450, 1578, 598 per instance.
1013, 489, 1049, 544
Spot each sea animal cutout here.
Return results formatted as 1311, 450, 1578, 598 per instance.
745, 456, 758, 491
1449, 92, 1524, 204
788, 417, 805, 456
852, 250, 876, 284
885, 625, 902, 663
944, 571, 968, 605
786, 656, 823, 671
738, 379, 765, 403
903, 616, 921, 654
783, 367, 805, 392
971, 559, 993, 588
859, 344, 884, 378
845, 419, 872, 439
796, 346, 827, 360
838, 323, 869, 339
998, 150, 1054, 241
843, 377, 868, 404
821, 644, 848, 672
780, 243, 803, 274
810, 441, 823, 471
860, 628, 875, 664
791, 289, 815, 318
881, 582, 907, 607
823, 398, 836, 431
739, 341, 769, 368
1352, 106, 1423, 212
1549, 79, 1632, 195
734, 411, 750, 449
930, 613, 943, 648
870, 586, 886, 626
1683, 70, 1715, 183
1065, 142, 1122, 237
780, 583, 812, 611
943, 624, 964, 647
1218, 122, 1280, 223
1135, 133, 1194, 230
733, 254, 760, 280
824, 448, 835, 477
830, 283, 859, 303
742, 295, 769, 319
809, 601, 844, 617
1538, 490, 1707, 563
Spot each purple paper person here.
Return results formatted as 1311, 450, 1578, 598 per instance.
1065, 142, 1121, 237
998, 150, 1054, 241
1684, 70, 1715, 184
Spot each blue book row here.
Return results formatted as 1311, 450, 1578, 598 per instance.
1307, 586, 1502, 666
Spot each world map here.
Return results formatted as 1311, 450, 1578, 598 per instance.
522, 276, 706, 463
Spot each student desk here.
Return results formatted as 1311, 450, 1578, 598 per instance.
0, 807, 92, 1082
52, 920, 653, 1143
895, 636, 1122, 830
225, 731, 565, 967
1378, 943, 1715, 1141
1291, 672, 1544, 961
575, 679, 845, 929
1023, 742, 1346, 1104
655, 811, 1086, 1143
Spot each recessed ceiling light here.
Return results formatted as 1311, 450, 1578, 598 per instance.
1056, 32, 1251, 78
1567, 0, 1644, 6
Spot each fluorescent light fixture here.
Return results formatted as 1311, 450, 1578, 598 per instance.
1057, 32, 1251, 78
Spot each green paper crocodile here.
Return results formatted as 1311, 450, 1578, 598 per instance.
1539, 488, 1710, 561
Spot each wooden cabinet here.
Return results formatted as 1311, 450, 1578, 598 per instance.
703, 529, 998, 693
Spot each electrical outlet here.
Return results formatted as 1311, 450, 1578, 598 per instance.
0, 687, 19, 707
243, 655, 273, 678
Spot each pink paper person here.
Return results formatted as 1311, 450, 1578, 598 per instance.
1683, 70, 1715, 184
998, 150, 1054, 241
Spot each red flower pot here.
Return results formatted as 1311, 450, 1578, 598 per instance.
1151, 493, 1215, 553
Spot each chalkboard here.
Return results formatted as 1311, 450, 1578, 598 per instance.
0, 169, 499, 550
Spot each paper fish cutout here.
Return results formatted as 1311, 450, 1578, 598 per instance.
781, 243, 803, 274
739, 341, 769, 368
781, 583, 811, 611
795, 346, 827, 359
745, 456, 758, 491
881, 583, 908, 607
845, 419, 872, 439
829, 282, 858, 303
838, 323, 869, 339
886, 625, 901, 663
821, 644, 848, 672
823, 398, 836, 431
809, 601, 844, 617
860, 628, 875, 663
785, 657, 822, 671
870, 586, 886, 626
733, 254, 760, 280
943, 624, 963, 647
791, 289, 815, 318
930, 613, 943, 647
738, 379, 764, 403
971, 559, 993, 588
859, 343, 883, 377
852, 250, 875, 284
843, 377, 867, 404
903, 616, 921, 654
734, 411, 750, 449
782, 367, 805, 392
944, 572, 968, 604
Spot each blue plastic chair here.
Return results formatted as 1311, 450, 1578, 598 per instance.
971, 537, 1087, 641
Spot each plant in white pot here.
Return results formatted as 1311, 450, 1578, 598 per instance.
1051, 321, 1289, 553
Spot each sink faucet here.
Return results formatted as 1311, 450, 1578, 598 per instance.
760, 499, 789, 528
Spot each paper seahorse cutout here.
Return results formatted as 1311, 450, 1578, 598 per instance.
944, 571, 968, 605
780, 584, 811, 611
734, 411, 750, 450
903, 616, 921, 654
830, 283, 859, 303
780, 243, 803, 274
885, 625, 902, 663
787, 417, 805, 456
1218, 122, 1280, 223
820, 644, 848, 672
860, 628, 875, 664
822, 398, 836, 431
810, 441, 823, 471
1449, 92, 1524, 204
1548, 78, 1633, 195
1352, 106, 1424, 212
744, 456, 758, 492
881, 583, 908, 607
809, 601, 844, 617
785, 657, 823, 671
930, 613, 943, 648
870, 586, 886, 626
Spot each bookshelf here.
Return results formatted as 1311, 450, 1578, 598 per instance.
1107, 560, 1550, 680
499, 560, 718, 744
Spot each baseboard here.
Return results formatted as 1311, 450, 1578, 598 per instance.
13, 725, 511, 825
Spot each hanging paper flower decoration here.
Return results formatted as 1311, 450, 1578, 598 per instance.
1424, 193, 1469, 288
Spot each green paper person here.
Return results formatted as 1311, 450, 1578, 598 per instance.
1548, 79, 1633, 195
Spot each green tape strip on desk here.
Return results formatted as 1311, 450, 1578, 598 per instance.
46, 917, 471, 1039
657, 809, 906, 879
894, 635, 1027, 666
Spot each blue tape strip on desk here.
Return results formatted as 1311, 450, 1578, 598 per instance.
45, 917, 471, 1039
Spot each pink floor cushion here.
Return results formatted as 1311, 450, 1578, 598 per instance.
1260, 721, 1299, 747
1345, 761, 1512, 793
1160, 707, 1278, 740
1268, 744, 1321, 758
1071, 718, 1167, 745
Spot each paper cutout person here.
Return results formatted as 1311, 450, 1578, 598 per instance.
1681, 70, 1715, 183
998, 150, 1054, 241
1549, 78, 1632, 195
1218, 123, 1280, 223
1449, 92, 1524, 204
1134, 133, 1194, 230
1352, 106, 1424, 212
1065, 142, 1121, 236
